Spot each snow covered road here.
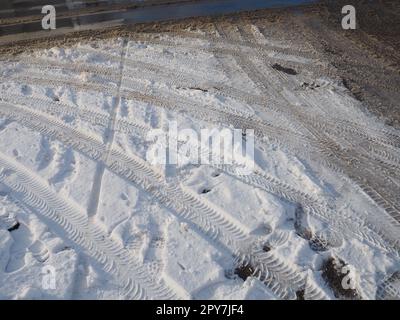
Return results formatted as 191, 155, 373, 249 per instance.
0, 14, 400, 300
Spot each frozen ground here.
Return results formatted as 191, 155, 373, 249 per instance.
0, 16, 400, 300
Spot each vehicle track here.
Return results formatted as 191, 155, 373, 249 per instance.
10, 90, 400, 254
6, 42, 400, 155
0, 100, 328, 299
0, 151, 178, 300
3, 62, 400, 218
200, 19, 400, 142
10, 49, 307, 136
4, 83, 397, 254
0, 70, 318, 149
131, 32, 325, 77
3, 69, 399, 253
75, 45, 400, 155
145, 29, 319, 63
0, 91, 151, 138
261, 57, 400, 222
288, 5, 400, 127
212, 21, 400, 231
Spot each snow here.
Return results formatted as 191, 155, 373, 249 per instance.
0, 26, 399, 300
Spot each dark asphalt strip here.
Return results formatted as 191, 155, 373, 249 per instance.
0, 0, 317, 43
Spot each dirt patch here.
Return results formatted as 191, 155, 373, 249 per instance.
200, 188, 212, 194
309, 236, 329, 252
301, 81, 321, 90
234, 263, 255, 281
272, 63, 298, 75
296, 289, 305, 300
178, 86, 209, 92
321, 256, 361, 300
7, 221, 20, 232
262, 244, 271, 252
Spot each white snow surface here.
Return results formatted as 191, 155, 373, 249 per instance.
0, 28, 399, 300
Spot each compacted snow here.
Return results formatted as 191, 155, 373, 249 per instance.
0, 21, 399, 300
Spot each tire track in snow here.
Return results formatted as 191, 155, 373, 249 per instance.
262, 62, 400, 225
0, 99, 389, 298
4, 65, 400, 239
5, 48, 400, 157
0, 100, 328, 299
209, 20, 400, 146
3, 23, 400, 150
135, 30, 319, 65
0, 91, 150, 137
0, 152, 179, 300
9, 51, 275, 124
0, 70, 315, 149
23, 44, 400, 167
2, 74, 398, 254
213, 21, 400, 232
